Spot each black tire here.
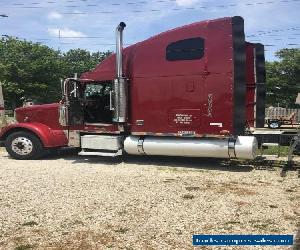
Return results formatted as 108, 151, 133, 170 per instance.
5, 131, 44, 160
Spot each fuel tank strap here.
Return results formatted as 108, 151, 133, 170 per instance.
228, 138, 237, 158
137, 137, 145, 155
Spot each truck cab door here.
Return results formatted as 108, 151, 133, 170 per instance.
68, 96, 84, 126
59, 79, 84, 127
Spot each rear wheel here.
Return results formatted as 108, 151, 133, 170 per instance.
5, 131, 43, 160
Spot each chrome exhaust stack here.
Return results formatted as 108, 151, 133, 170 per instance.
112, 22, 128, 123
116, 22, 126, 78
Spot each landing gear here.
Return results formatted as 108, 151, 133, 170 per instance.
5, 131, 43, 160
281, 130, 300, 177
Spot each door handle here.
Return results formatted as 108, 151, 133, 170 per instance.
109, 91, 115, 111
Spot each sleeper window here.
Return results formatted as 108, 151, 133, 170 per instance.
166, 37, 205, 61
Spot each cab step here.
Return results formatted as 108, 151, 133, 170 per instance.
78, 149, 123, 157
79, 135, 123, 157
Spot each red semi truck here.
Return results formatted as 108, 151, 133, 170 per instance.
0, 16, 266, 160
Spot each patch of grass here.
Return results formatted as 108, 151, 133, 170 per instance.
185, 186, 200, 191
269, 204, 278, 208
288, 196, 297, 201
50, 231, 118, 249
257, 180, 271, 185
15, 244, 34, 250
114, 227, 129, 234
234, 188, 257, 196
294, 210, 300, 216
163, 178, 176, 183
222, 225, 233, 230
22, 221, 38, 227
225, 220, 241, 225
237, 185, 255, 194
284, 214, 296, 221
286, 188, 296, 192
249, 219, 275, 231
216, 183, 257, 196
72, 219, 84, 226
117, 210, 127, 216
262, 146, 290, 156
220, 221, 241, 230
182, 194, 195, 199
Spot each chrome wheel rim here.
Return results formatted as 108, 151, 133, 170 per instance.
11, 137, 33, 155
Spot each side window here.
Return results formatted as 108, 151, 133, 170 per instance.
166, 37, 205, 61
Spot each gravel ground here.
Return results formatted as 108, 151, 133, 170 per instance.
0, 149, 299, 250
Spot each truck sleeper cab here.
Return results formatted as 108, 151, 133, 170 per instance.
0, 16, 264, 160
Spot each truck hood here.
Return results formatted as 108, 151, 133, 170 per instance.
15, 103, 62, 129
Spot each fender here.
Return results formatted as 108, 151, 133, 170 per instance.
0, 122, 68, 148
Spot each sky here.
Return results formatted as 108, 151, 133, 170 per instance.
0, 0, 299, 61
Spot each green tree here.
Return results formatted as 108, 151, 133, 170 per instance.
0, 37, 64, 108
266, 48, 300, 107
62, 49, 111, 77
0, 38, 111, 109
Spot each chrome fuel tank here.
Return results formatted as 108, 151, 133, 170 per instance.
124, 136, 258, 160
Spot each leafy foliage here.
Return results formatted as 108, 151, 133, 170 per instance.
0, 37, 111, 108
0, 37, 63, 108
266, 48, 300, 107
62, 49, 111, 78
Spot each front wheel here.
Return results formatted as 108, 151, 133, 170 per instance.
5, 131, 43, 160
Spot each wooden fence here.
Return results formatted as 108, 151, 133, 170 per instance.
265, 108, 300, 122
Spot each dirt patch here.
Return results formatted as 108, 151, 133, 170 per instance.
0, 151, 299, 249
